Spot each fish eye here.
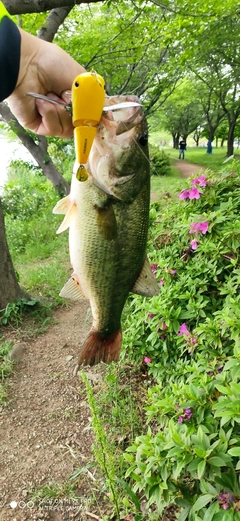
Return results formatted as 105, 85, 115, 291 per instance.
139, 133, 148, 146
75, 81, 80, 88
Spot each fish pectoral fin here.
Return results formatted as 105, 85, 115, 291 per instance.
132, 257, 160, 296
114, 173, 135, 186
52, 195, 72, 215
56, 203, 77, 234
60, 274, 86, 300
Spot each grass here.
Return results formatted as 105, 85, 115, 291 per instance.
151, 169, 187, 198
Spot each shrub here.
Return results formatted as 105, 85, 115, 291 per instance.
2, 161, 61, 255
149, 145, 171, 176
122, 161, 240, 519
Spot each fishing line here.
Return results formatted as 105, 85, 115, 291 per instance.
117, 117, 160, 178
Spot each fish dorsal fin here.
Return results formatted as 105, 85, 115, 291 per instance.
56, 203, 77, 234
53, 195, 72, 215
60, 274, 85, 300
132, 257, 160, 296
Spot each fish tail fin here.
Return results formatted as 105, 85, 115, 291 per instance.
77, 329, 122, 367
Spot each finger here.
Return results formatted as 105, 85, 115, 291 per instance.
61, 90, 72, 105
35, 98, 73, 138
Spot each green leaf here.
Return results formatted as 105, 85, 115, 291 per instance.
203, 500, 219, 521
214, 384, 231, 395
117, 478, 141, 512
178, 506, 191, 521
198, 459, 206, 479
208, 456, 228, 467
192, 494, 214, 513
228, 447, 240, 456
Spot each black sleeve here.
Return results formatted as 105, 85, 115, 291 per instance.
0, 16, 21, 101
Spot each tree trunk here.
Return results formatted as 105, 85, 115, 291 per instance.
208, 128, 215, 142
227, 120, 236, 157
0, 199, 29, 309
172, 133, 179, 149
0, 102, 70, 196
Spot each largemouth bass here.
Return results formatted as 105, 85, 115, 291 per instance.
53, 95, 159, 367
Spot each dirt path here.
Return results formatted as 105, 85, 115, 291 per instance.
0, 301, 108, 521
172, 159, 206, 178
0, 160, 203, 521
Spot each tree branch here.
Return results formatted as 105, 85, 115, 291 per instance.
3, 0, 102, 15
37, 6, 72, 41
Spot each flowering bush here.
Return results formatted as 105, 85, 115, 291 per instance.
122, 162, 240, 520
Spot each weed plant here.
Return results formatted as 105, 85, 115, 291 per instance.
81, 370, 121, 520
121, 160, 240, 520
0, 340, 14, 403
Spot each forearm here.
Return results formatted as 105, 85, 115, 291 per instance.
0, 1, 21, 101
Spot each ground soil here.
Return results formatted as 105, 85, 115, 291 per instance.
0, 160, 201, 521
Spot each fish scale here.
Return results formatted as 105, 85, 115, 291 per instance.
53, 95, 159, 367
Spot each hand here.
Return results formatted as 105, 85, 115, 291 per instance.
7, 28, 86, 138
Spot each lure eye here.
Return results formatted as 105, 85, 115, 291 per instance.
75, 81, 80, 88
139, 133, 148, 146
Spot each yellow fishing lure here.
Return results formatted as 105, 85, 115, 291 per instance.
72, 70, 105, 169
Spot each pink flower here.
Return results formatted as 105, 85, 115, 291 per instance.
191, 174, 207, 187
190, 221, 209, 235
148, 313, 155, 320
179, 189, 190, 200
159, 321, 167, 330
170, 269, 177, 276
178, 187, 202, 200
178, 407, 193, 423
160, 278, 164, 286
190, 239, 198, 250
151, 263, 158, 273
178, 323, 190, 336
189, 187, 201, 199
144, 357, 152, 364
198, 221, 209, 234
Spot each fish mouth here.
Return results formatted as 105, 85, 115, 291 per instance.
101, 95, 144, 136
103, 107, 142, 136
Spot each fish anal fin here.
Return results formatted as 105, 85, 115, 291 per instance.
60, 273, 85, 300
56, 203, 77, 234
53, 195, 72, 215
132, 257, 160, 296
76, 329, 122, 367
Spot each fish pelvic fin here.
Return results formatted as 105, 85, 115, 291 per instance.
52, 195, 72, 215
60, 274, 85, 300
132, 257, 160, 296
76, 329, 122, 367
56, 202, 77, 234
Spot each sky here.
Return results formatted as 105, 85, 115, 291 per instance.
0, 136, 35, 193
